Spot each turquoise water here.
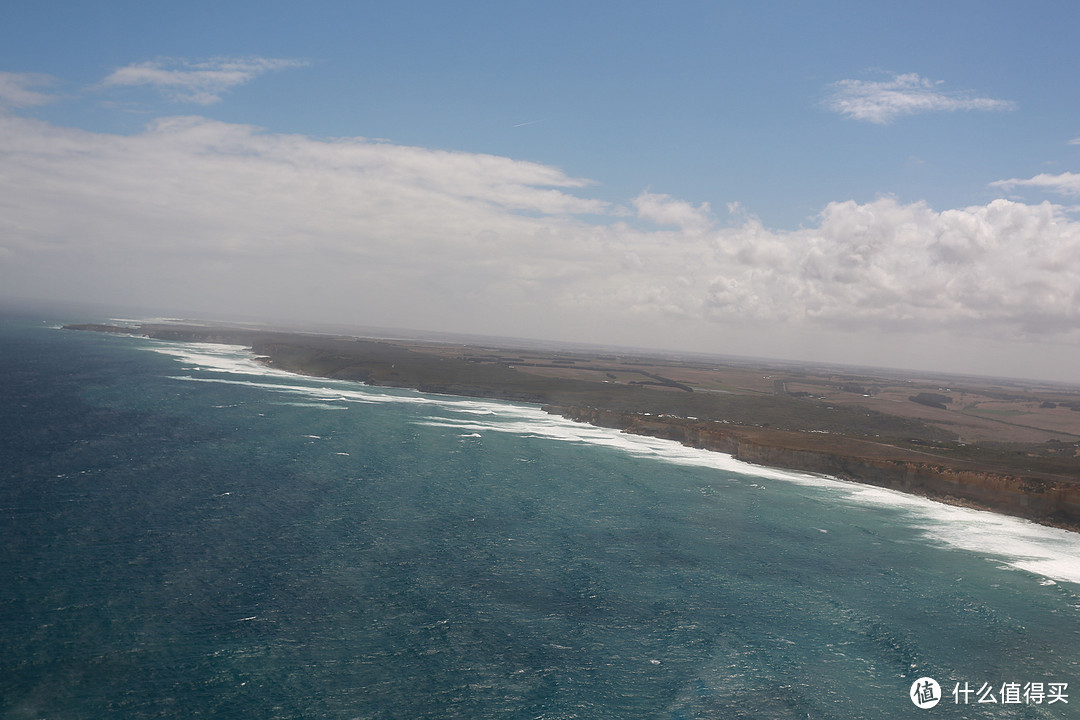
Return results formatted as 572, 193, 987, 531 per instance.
1, 318, 1078, 718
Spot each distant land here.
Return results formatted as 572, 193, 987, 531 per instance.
66, 323, 1080, 532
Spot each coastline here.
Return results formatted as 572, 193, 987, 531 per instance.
64, 322, 1080, 533
545, 405, 1080, 533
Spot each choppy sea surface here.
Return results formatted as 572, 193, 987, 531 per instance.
1, 316, 1078, 719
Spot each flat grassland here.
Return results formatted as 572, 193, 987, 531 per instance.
390, 337, 1080, 479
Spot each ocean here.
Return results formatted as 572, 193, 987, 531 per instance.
1, 315, 1078, 719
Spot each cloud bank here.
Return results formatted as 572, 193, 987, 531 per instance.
0, 109, 1076, 378
825, 73, 1015, 124
99, 57, 309, 104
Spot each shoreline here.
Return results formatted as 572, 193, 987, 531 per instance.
544, 404, 1080, 534
64, 322, 1080, 533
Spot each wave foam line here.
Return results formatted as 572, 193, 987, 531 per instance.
142, 341, 302, 379
143, 336, 1080, 587
418, 414, 1080, 587
168, 376, 541, 419
142, 337, 555, 419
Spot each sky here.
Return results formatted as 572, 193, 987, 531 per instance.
1, 1, 1078, 383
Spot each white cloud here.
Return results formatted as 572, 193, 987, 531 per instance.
99, 57, 309, 104
633, 192, 714, 233
577, 197, 1080, 341
1068, 137, 1080, 146
991, 171, 1080, 198
825, 73, 1015, 124
0, 113, 605, 273
1, 112, 1077, 378
0, 71, 56, 108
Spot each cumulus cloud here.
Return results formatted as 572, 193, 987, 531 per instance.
581, 197, 1080, 341
1, 111, 1078, 372
991, 171, 1080, 198
99, 56, 309, 104
633, 192, 714, 233
825, 73, 1015, 124
0, 71, 56, 108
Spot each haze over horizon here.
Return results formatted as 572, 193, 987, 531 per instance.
1, 1, 1078, 383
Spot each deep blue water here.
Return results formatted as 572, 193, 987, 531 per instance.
1, 316, 1078, 719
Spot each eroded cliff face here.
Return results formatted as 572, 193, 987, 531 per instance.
547, 405, 1080, 531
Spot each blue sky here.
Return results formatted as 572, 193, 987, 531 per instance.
1, 1, 1078, 381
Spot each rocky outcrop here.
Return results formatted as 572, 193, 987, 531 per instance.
547, 405, 1080, 531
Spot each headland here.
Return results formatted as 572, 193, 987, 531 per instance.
65, 323, 1080, 531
